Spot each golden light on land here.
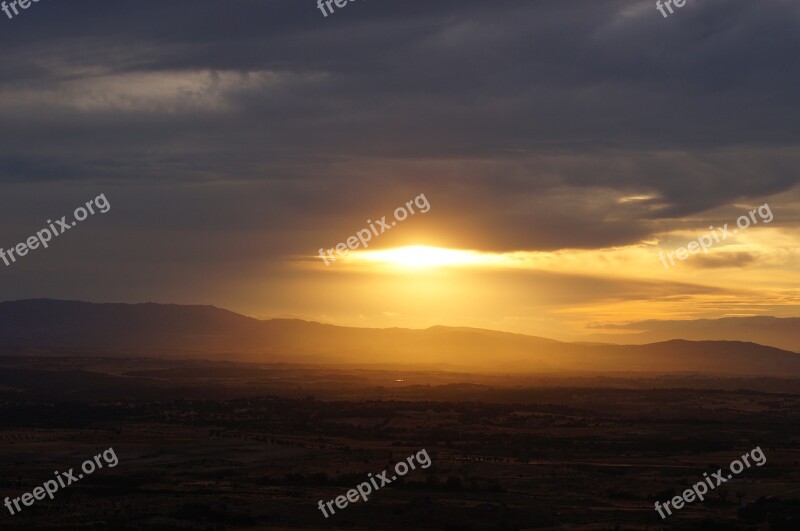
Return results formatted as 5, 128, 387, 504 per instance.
351, 245, 502, 269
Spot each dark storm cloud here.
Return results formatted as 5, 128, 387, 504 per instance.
0, 0, 798, 265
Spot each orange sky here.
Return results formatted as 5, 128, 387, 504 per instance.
1, 0, 799, 345
205, 189, 800, 342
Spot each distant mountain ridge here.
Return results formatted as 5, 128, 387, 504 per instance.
2, 299, 800, 376
583, 316, 800, 353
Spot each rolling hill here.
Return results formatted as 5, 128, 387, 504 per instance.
2, 299, 800, 376
583, 316, 800, 353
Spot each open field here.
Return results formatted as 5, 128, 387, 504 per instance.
1, 356, 799, 530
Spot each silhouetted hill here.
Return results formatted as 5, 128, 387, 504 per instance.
2, 299, 800, 376
583, 316, 800, 353
0, 298, 265, 351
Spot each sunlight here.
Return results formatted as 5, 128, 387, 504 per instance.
352, 245, 495, 268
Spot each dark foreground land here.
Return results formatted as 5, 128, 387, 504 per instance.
1, 356, 799, 530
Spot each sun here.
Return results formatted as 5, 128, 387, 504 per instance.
351, 245, 492, 268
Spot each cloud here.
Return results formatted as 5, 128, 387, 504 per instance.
0, 0, 799, 323
689, 252, 759, 269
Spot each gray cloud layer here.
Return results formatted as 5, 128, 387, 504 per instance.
1, 0, 798, 299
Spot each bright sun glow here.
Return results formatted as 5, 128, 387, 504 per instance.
352, 246, 494, 268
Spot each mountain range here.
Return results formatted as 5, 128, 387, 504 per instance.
583, 316, 800, 353
1, 299, 800, 376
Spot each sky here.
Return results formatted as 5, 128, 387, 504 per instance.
0, 0, 799, 340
